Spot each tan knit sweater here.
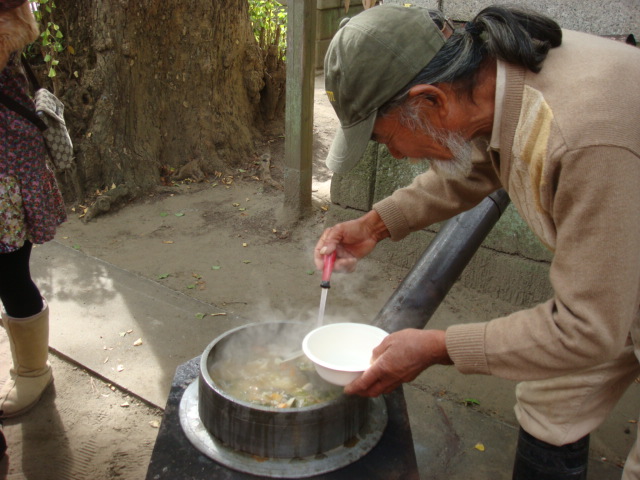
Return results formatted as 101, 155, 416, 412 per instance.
373, 30, 640, 381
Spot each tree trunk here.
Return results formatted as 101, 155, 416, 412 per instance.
45, 0, 270, 205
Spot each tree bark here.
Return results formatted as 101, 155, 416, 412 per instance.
45, 0, 270, 203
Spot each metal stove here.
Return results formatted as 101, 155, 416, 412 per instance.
145, 357, 419, 480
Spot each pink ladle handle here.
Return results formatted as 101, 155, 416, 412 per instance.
321, 251, 337, 287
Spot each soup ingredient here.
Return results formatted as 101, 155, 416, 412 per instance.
209, 346, 342, 408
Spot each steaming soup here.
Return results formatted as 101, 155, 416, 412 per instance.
209, 345, 342, 408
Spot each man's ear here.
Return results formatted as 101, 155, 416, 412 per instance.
407, 84, 450, 121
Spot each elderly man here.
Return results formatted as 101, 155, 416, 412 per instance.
314, 4, 640, 479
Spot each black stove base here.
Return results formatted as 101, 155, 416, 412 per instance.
145, 357, 419, 480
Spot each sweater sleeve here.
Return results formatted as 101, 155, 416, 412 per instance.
447, 146, 640, 380
373, 141, 501, 241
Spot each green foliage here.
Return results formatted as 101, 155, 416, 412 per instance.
248, 0, 287, 62
28, 0, 66, 78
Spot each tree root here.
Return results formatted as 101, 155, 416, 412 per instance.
260, 153, 283, 190
82, 184, 133, 223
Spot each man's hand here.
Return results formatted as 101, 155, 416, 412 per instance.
344, 329, 452, 397
314, 210, 390, 272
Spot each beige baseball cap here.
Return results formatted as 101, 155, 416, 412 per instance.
324, 5, 446, 173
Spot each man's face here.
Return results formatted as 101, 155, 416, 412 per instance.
372, 110, 473, 180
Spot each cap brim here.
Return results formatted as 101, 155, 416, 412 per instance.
326, 110, 377, 174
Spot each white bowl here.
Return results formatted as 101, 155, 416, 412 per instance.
302, 323, 389, 386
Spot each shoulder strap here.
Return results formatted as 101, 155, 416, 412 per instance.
20, 55, 41, 90
0, 90, 47, 131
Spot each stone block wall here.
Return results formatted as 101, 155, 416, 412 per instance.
384, 0, 639, 36
327, 145, 555, 306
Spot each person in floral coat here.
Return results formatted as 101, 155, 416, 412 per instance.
0, 0, 66, 442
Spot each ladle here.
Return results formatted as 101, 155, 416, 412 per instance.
276, 350, 305, 365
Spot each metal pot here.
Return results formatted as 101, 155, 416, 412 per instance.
198, 321, 370, 459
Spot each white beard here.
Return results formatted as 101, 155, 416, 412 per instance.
411, 130, 473, 181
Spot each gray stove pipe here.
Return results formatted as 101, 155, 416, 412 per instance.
373, 189, 511, 333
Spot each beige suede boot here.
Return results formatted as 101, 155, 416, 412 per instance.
0, 301, 53, 419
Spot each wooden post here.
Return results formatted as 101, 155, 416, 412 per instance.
282, 0, 317, 224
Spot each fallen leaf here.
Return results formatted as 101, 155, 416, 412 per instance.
175, 212, 185, 217
158, 273, 169, 279
133, 338, 143, 346
242, 260, 251, 264
474, 443, 485, 452
211, 265, 221, 270
306, 270, 315, 275
163, 240, 174, 244
242, 242, 248, 247
195, 313, 206, 319
149, 420, 160, 428
232, 203, 240, 207
160, 212, 169, 217
103, 357, 109, 364
117, 365, 124, 372
211, 313, 227, 317
126, 329, 133, 334
187, 284, 196, 289
120, 401, 130, 408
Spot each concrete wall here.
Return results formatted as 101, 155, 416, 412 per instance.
384, 0, 640, 36
327, 144, 555, 307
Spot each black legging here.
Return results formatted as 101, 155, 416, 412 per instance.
0, 241, 43, 318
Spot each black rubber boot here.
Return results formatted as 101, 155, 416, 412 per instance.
512, 427, 589, 479
0, 412, 6, 457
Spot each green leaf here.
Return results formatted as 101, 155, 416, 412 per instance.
175, 212, 185, 217
463, 398, 480, 406
306, 270, 315, 275
158, 273, 169, 279
72, 244, 81, 250
159, 212, 168, 217
187, 284, 196, 289
195, 313, 206, 319
48, 67, 56, 78
211, 265, 221, 270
